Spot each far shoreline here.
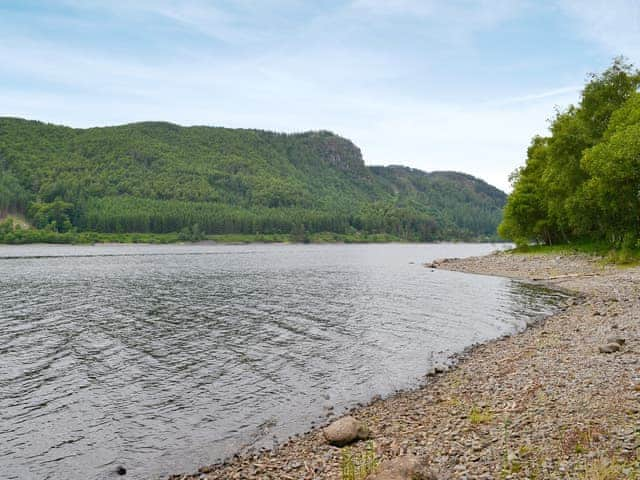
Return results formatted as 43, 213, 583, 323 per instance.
0, 236, 510, 247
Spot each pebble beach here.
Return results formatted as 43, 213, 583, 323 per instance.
171, 252, 640, 479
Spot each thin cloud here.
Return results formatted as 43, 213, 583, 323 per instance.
485, 85, 582, 107
55, 0, 260, 44
1, 0, 635, 192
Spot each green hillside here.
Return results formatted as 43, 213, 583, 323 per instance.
0, 117, 506, 243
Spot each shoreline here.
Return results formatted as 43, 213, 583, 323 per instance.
0, 237, 508, 247
171, 252, 640, 479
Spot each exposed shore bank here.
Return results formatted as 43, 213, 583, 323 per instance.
170, 252, 640, 479
0, 233, 505, 246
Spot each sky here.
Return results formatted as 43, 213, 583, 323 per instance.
1, 1, 640, 191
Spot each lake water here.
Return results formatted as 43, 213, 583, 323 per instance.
0, 243, 566, 480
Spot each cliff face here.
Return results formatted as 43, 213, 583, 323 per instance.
286, 131, 369, 175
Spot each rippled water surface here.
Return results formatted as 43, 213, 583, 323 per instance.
0, 243, 566, 479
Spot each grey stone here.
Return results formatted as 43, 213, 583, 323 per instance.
599, 343, 621, 353
366, 456, 439, 480
323, 416, 369, 447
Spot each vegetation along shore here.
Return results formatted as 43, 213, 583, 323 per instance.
169, 250, 640, 479
0, 217, 499, 246
0, 119, 505, 245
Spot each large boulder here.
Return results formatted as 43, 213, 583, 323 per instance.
323, 416, 369, 447
366, 456, 439, 480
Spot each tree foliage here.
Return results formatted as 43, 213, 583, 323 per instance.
500, 57, 640, 247
0, 118, 507, 241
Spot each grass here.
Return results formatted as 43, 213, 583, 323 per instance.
501, 456, 523, 477
0, 229, 404, 245
340, 441, 380, 480
0, 215, 506, 245
605, 248, 640, 265
0, 228, 503, 246
579, 457, 640, 480
445, 395, 464, 409
469, 405, 493, 425
560, 426, 603, 456
498, 421, 640, 479
510, 240, 640, 266
0, 222, 421, 246
498, 451, 640, 479
512, 240, 614, 256
0, 213, 31, 229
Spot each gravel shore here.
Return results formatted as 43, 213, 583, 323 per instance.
170, 252, 640, 479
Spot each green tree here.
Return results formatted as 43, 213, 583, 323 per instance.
28, 199, 75, 233
500, 57, 640, 246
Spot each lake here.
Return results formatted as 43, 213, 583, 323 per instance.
0, 243, 565, 479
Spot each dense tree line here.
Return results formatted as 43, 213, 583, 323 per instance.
0, 170, 30, 214
371, 168, 505, 238
0, 117, 506, 241
499, 58, 640, 248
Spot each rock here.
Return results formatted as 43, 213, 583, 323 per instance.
606, 336, 626, 345
366, 456, 439, 480
425, 258, 450, 268
599, 343, 621, 353
323, 416, 369, 447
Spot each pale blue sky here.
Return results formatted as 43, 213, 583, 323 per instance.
1, 0, 639, 190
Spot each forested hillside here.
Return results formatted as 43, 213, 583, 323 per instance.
499, 58, 640, 251
0, 118, 506, 242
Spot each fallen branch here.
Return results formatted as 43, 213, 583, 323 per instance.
532, 272, 599, 281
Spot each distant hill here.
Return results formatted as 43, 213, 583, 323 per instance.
0, 117, 506, 240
